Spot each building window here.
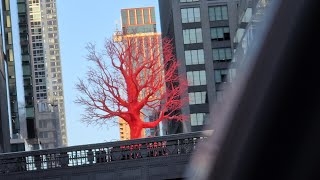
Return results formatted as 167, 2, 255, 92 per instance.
185, 49, 204, 65
210, 27, 230, 41
39, 120, 47, 128
143, 8, 149, 23
189, 91, 206, 104
180, 0, 199, 2
214, 69, 236, 83
209, 6, 228, 21
190, 113, 206, 126
137, 9, 142, 24
181, 7, 200, 23
183, 28, 202, 44
213, 48, 232, 61
39, 131, 49, 138
129, 10, 135, 25
121, 10, 128, 25
187, 70, 206, 86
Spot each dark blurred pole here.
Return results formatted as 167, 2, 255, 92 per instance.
187, 0, 320, 179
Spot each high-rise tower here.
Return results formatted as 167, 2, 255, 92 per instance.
27, 0, 67, 148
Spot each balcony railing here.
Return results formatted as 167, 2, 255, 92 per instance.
0, 130, 212, 174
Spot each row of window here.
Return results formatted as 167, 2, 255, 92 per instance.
183, 26, 230, 44
186, 68, 236, 86
183, 28, 203, 44
181, 8, 201, 23
213, 48, 232, 61
181, 6, 228, 24
214, 69, 236, 83
187, 70, 206, 86
184, 47, 232, 64
35, 78, 45, 84
190, 113, 206, 126
121, 8, 156, 26
189, 91, 206, 105
185, 49, 204, 65
39, 131, 49, 138
209, 6, 228, 21
39, 120, 48, 128
211, 27, 230, 41
36, 93, 47, 99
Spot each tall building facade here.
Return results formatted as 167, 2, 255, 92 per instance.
28, 0, 67, 148
7, 0, 67, 150
159, 0, 240, 133
116, 7, 164, 139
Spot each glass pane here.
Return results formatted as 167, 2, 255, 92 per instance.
217, 28, 223, 38
185, 51, 191, 65
219, 49, 226, 60
190, 29, 196, 43
222, 6, 228, 20
196, 28, 202, 43
198, 50, 204, 64
181, 9, 188, 23
215, 70, 221, 83
183, 30, 190, 44
213, 49, 219, 60
193, 71, 200, 85
211, 28, 217, 39
198, 113, 204, 125
201, 92, 206, 103
137, 9, 142, 24
189, 93, 195, 104
121, 11, 128, 25
195, 92, 202, 104
151, 8, 156, 23
187, 71, 193, 85
194, 8, 201, 22
199, 71, 206, 85
129, 10, 135, 25
209, 7, 215, 21
215, 7, 222, 20
191, 114, 197, 126
191, 50, 198, 64
144, 9, 149, 23
188, 8, 194, 22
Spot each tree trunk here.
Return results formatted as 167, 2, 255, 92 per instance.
129, 122, 143, 139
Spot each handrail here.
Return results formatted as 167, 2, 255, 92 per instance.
0, 130, 212, 174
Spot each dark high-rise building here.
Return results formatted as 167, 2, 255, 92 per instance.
159, 0, 242, 133
0, 0, 19, 153
0, 28, 10, 153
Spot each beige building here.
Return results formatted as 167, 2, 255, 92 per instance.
28, 0, 67, 148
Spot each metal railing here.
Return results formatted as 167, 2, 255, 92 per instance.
0, 130, 212, 174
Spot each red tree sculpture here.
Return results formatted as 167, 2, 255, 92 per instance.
76, 35, 188, 139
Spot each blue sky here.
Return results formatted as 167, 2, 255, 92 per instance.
56, 0, 160, 146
